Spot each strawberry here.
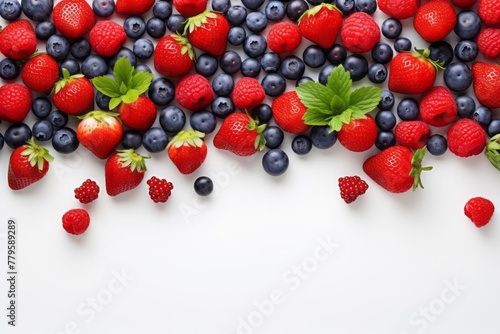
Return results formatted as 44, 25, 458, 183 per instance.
175, 74, 214, 111
118, 95, 157, 131
0, 83, 32, 123
419, 86, 457, 127
8, 137, 54, 190
471, 62, 500, 109
154, 35, 195, 77
89, 20, 127, 57
337, 115, 377, 152
447, 119, 487, 158
298, 4, 342, 49
267, 22, 302, 54
477, 28, 500, 58
185, 10, 229, 56
338, 175, 369, 204
105, 149, 149, 196
232, 77, 266, 110
378, 0, 420, 19
173, 0, 208, 17
272, 90, 310, 134
340, 12, 380, 53
452, 0, 477, 8
213, 112, 266, 156
464, 197, 495, 228
478, 0, 500, 27
116, 0, 155, 15
21, 54, 60, 94
0, 19, 36, 60
52, 0, 96, 39
413, 0, 457, 42
62, 208, 91, 235
363, 146, 432, 193
394, 121, 430, 150
52, 69, 95, 116
167, 130, 207, 174
76, 111, 123, 159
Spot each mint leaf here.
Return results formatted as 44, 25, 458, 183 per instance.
122, 89, 140, 104
296, 81, 334, 112
350, 86, 382, 113
92, 76, 122, 98
109, 97, 122, 110
119, 82, 128, 95
131, 71, 153, 95
113, 57, 134, 89
330, 95, 346, 115
302, 108, 331, 126
326, 65, 352, 104
328, 117, 343, 132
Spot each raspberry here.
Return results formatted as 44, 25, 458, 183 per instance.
464, 197, 495, 228
175, 74, 214, 111
453, 0, 478, 8
338, 176, 369, 204
378, 0, 420, 20
232, 77, 266, 110
479, 0, 500, 27
147, 176, 174, 203
267, 22, 302, 54
419, 86, 457, 127
447, 119, 487, 158
340, 12, 380, 53
89, 20, 127, 57
74, 179, 100, 204
394, 121, 430, 150
477, 28, 500, 58
62, 208, 90, 235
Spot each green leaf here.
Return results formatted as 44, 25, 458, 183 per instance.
350, 86, 383, 114
131, 71, 153, 95
326, 65, 352, 104
119, 82, 128, 95
113, 57, 134, 89
302, 108, 330, 126
330, 95, 346, 115
109, 97, 122, 110
296, 82, 334, 112
328, 117, 344, 132
121, 89, 140, 104
91, 76, 122, 98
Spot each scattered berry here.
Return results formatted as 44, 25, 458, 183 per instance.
62, 208, 91, 235
194, 176, 213, 196
147, 176, 174, 203
338, 175, 369, 204
74, 179, 100, 204
464, 197, 495, 228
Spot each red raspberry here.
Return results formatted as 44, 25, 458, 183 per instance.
74, 179, 100, 204
478, 0, 500, 27
147, 176, 174, 203
464, 197, 495, 228
394, 121, 430, 150
453, 0, 477, 8
477, 28, 500, 58
340, 12, 380, 53
232, 77, 266, 110
267, 22, 302, 54
378, 0, 420, 20
419, 86, 457, 127
447, 119, 487, 158
89, 20, 127, 57
0, 83, 32, 123
175, 74, 214, 111
338, 176, 369, 204
62, 208, 90, 235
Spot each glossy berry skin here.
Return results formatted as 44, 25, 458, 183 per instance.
89, 20, 127, 57
303, 46, 326, 69
318, 65, 337, 85
267, 22, 302, 54
291, 134, 312, 155
212, 0, 230, 13
251, 104, 273, 124
298, 4, 342, 50
367, 63, 387, 84
175, 74, 214, 111
47, 110, 68, 128
394, 37, 412, 52
338, 115, 377, 152
115, 0, 155, 15
342, 55, 368, 82
154, 0, 173, 18
487, 119, 500, 137
35, 21, 56, 40
246, 11, 267, 33
310, 126, 337, 149
154, 35, 194, 78
378, 0, 419, 19
53, 74, 95, 116
4, 123, 32, 149
260, 52, 281, 73
381, 18, 402, 39
414, 0, 456, 42
31, 97, 52, 119
70, 38, 91, 59
0, 19, 37, 60
213, 112, 265, 156
241, 58, 261, 78
472, 62, 500, 109
375, 131, 396, 150
478, 0, 500, 27
228, 27, 246, 46
341, 12, 380, 53
121, 130, 142, 149
61, 59, 81, 75
444, 63, 472, 92
190, 110, 217, 134
477, 28, 500, 58
194, 176, 213, 196
142, 127, 169, 153
118, 96, 157, 131
261, 73, 286, 97
243, 34, 267, 58
262, 149, 289, 176
327, 44, 347, 65
286, 0, 308, 22
0, 83, 32, 123
419, 86, 457, 127
195, 53, 218, 77
0, 58, 20, 80
123, 16, 146, 39
211, 97, 235, 118
375, 110, 396, 131
456, 95, 476, 118
473, 106, 493, 128
74, 179, 100, 204
93, 0, 115, 17
281, 56, 305, 81
62, 209, 90, 235
52, 127, 79, 154
0, 0, 22, 21
173, 0, 208, 17
263, 126, 284, 149
185, 11, 229, 57
21, 54, 59, 93
335, 0, 355, 15
211, 73, 234, 97
338, 176, 369, 204
394, 121, 430, 150
371, 43, 393, 64
426, 134, 447, 156
378, 90, 395, 110
220, 51, 242, 74
454, 10, 481, 40
397, 98, 419, 121
272, 91, 309, 134
429, 41, 454, 67
388, 51, 437, 95
52, 0, 96, 39
454, 40, 478, 62
46, 34, 70, 60
232, 77, 265, 110
133, 38, 154, 59
355, 0, 377, 14
242, 0, 264, 9
147, 177, 174, 203
464, 197, 495, 228
105, 149, 147, 196
21, 0, 53, 21
166, 14, 186, 34
226, 5, 247, 25
148, 77, 175, 107
32, 120, 53, 142
265, 1, 285, 21
447, 118, 487, 157
168, 130, 207, 174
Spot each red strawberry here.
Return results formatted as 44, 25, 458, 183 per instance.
76, 111, 123, 159
52, 0, 96, 39
105, 149, 149, 196
337, 115, 377, 152
185, 10, 229, 56
52, 69, 95, 116
477, 28, 500, 58
340, 12, 380, 53
464, 197, 495, 228
232, 77, 265, 110
62, 208, 91, 235
363, 146, 432, 193
0, 83, 32, 123
413, 0, 457, 42
394, 121, 430, 150
298, 4, 342, 49
267, 22, 302, 54
452, 0, 477, 8
419, 86, 457, 127
447, 119, 487, 157
472, 62, 500, 109
89, 20, 127, 57
167, 130, 207, 174
173, 0, 208, 17
154, 35, 195, 77
338, 175, 369, 204
272, 91, 310, 134
478, 0, 500, 27
175, 74, 214, 111
118, 95, 157, 131
0, 19, 36, 60
116, 0, 155, 15
378, 0, 420, 19
213, 112, 266, 156
8, 137, 54, 190
21, 54, 60, 94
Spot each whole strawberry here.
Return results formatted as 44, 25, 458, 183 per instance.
185, 10, 229, 56
118, 95, 157, 131
337, 115, 377, 152
267, 22, 302, 54
175, 74, 214, 111
76, 111, 123, 159
89, 20, 127, 57
232, 78, 265, 111
472, 62, 500, 109
464, 197, 495, 228
477, 28, 500, 58
340, 12, 380, 53
167, 130, 207, 174
116, 0, 155, 15
8, 137, 54, 190
394, 121, 430, 150
53, 69, 94, 116
298, 4, 342, 49
478, 0, 500, 27
21, 54, 60, 94
0, 19, 36, 60
447, 119, 487, 158
272, 91, 310, 134
419, 86, 457, 127
154, 35, 195, 77
173, 0, 208, 17
105, 149, 149, 196
378, 0, 420, 19
0, 83, 32, 123
413, 0, 456, 42
338, 176, 369, 204
52, 0, 96, 39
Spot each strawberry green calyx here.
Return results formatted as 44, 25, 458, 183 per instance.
77, 110, 120, 123
21, 137, 54, 171
245, 115, 267, 151
184, 9, 217, 35
298, 3, 342, 22
485, 134, 500, 171
117, 149, 150, 173
409, 146, 433, 190
54, 68, 85, 94
173, 34, 196, 60
413, 48, 446, 70
167, 130, 205, 148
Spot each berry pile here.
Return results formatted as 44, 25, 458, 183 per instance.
0, 0, 499, 233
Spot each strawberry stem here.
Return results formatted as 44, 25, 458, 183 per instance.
409, 146, 433, 190
116, 149, 150, 173
413, 48, 446, 70
20, 137, 54, 171
167, 130, 205, 148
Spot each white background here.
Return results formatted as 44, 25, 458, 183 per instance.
1, 1, 499, 333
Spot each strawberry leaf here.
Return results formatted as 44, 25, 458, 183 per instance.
113, 57, 134, 89
109, 97, 122, 110
296, 82, 334, 112
302, 108, 330, 126
119, 82, 128, 95
330, 95, 346, 115
326, 65, 351, 104
131, 71, 154, 95
121, 89, 140, 104
349, 86, 382, 114
92, 76, 122, 98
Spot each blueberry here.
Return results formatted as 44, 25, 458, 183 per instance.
246, 11, 268, 33
263, 126, 284, 149
426, 134, 447, 156
444, 62, 472, 92
195, 53, 218, 77
95, 91, 111, 110
108, 48, 137, 68
262, 149, 289, 176
194, 176, 214, 196
367, 63, 387, 84
454, 10, 481, 40
166, 14, 186, 34
241, 58, 261, 77
35, 21, 56, 40
70, 38, 91, 59
32, 120, 53, 142
82, 55, 108, 79
342, 54, 368, 81
46, 34, 70, 60
355, 0, 376, 14
260, 52, 281, 73
397, 98, 419, 120
212, 0, 230, 13
148, 77, 175, 106
455, 95, 476, 118
190, 110, 217, 134
335, 0, 355, 15
326, 44, 347, 65
135, 64, 152, 73
375, 131, 396, 150
303, 45, 326, 68
211, 97, 235, 118
160, 106, 186, 133
153, 0, 172, 19
60, 59, 80, 76
318, 64, 337, 85
4, 123, 32, 149
487, 119, 500, 137
32, 97, 52, 119
394, 37, 412, 52
0, 0, 22, 21
212, 73, 234, 96
296, 76, 314, 86
142, 127, 169, 153
454, 40, 478, 62
227, 5, 247, 26
381, 18, 402, 39
280, 55, 305, 80
146, 17, 166, 38
52, 127, 79, 154
371, 42, 393, 64
473, 106, 493, 128
242, 0, 265, 10
243, 34, 267, 58
47, 109, 68, 128
21, 0, 53, 21
121, 130, 143, 149
262, 73, 286, 97
251, 104, 273, 124
124, 16, 146, 39
265, 1, 285, 21
220, 50, 242, 74
306, 0, 323, 5
378, 90, 395, 110
92, 0, 114, 17
286, 0, 308, 21
375, 110, 396, 131
0, 58, 20, 80
429, 41, 454, 67
310, 126, 337, 149
0, 133, 4, 150
291, 134, 312, 155
133, 38, 154, 59
228, 26, 246, 46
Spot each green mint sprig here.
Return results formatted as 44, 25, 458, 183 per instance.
296, 65, 382, 132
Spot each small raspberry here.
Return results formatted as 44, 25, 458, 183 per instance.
479, 0, 500, 27
394, 121, 431, 150
232, 77, 266, 110
464, 197, 495, 228
74, 179, 100, 204
419, 86, 457, 127
175, 74, 214, 111
89, 20, 127, 57
147, 176, 174, 203
477, 28, 500, 58
338, 176, 369, 204
267, 22, 302, 54
340, 12, 380, 53
447, 119, 487, 157
378, 0, 420, 20
62, 208, 90, 235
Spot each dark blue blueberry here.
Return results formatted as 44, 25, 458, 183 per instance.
146, 17, 166, 38
444, 62, 472, 92
121, 129, 143, 149
355, 0, 376, 14
318, 64, 337, 85
241, 58, 261, 77
378, 90, 395, 110
251, 104, 273, 124
32, 120, 53, 142
195, 53, 218, 77
262, 149, 289, 176
212, 0, 231, 13
427, 134, 448, 156
47, 109, 68, 128
263, 126, 284, 149
95, 91, 111, 111
227, 5, 247, 26
166, 14, 186, 34
243, 34, 267, 58
375, 110, 396, 131
455, 95, 476, 118
246, 11, 268, 33
35, 21, 55, 40
153, 0, 172, 19
473, 106, 493, 128
310, 126, 337, 149
228, 26, 246, 46
133, 38, 154, 60
60, 59, 80, 76
487, 119, 500, 138
32, 97, 52, 119
82, 55, 108, 79
335, 0, 354, 15
327, 44, 347, 65
142, 127, 169, 153
4, 123, 32, 149
0, 58, 20, 80
109, 48, 137, 69
286, 0, 308, 21
429, 41, 454, 67
21, 0, 53, 21
212, 73, 234, 97
242, 0, 265, 10
367, 63, 387, 84
260, 52, 281, 73
124, 16, 146, 39
296, 76, 314, 86
211, 96, 235, 118
454, 40, 478, 62
291, 134, 312, 155
160, 106, 186, 133
0, 0, 21, 21
394, 37, 412, 52
280, 55, 305, 80
52, 127, 79, 154
454, 10, 481, 40
342, 54, 368, 81
92, 0, 115, 17
262, 73, 286, 97
371, 42, 393, 64
381, 18, 402, 39
0, 133, 3, 150
375, 131, 396, 150
148, 77, 175, 106
265, 0, 285, 21
397, 98, 419, 120
46, 34, 70, 61
194, 176, 213, 196
220, 50, 242, 74
303, 45, 326, 68
190, 110, 217, 134
70, 38, 91, 59
135, 63, 152, 73
306, 0, 323, 5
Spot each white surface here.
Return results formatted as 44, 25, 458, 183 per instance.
1, 1, 500, 333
